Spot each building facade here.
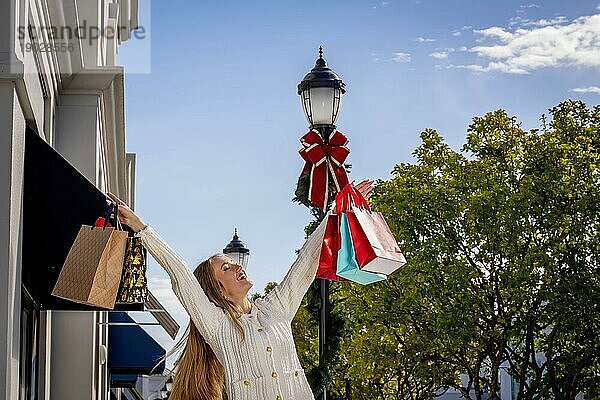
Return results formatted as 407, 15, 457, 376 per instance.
0, 1, 177, 399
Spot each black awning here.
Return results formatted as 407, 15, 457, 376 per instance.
22, 127, 143, 311
108, 312, 166, 376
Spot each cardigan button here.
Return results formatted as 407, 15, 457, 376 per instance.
271, 371, 278, 378
276, 396, 282, 400
243, 379, 250, 386
294, 371, 299, 376
266, 346, 272, 352
257, 328, 263, 332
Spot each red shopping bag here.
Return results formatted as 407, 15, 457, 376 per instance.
316, 184, 366, 281
317, 185, 358, 281
340, 184, 406, 275
317, 213, 343, 281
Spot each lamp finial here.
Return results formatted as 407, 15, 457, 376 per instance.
319, 46, 323, 59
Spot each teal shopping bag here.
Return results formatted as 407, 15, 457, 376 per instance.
336, 213, 386, 285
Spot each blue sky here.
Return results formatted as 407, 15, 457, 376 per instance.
118, 0, 600, 361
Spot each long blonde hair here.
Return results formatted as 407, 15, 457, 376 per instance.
166, 254, 247, 400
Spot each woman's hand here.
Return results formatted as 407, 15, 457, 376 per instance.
354, 179, 374, 201
106, 192, 148, 233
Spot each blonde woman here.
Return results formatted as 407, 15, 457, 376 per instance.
106, 180, 372, 400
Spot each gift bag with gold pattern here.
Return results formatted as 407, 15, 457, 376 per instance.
115, 236, 148, 304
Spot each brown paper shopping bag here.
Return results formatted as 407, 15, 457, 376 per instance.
52, 204, 128, 309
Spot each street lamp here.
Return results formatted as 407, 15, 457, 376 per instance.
298, 46, 346, 135
298, 46, 346, 400
223, 228, 250, 268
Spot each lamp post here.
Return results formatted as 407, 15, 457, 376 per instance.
298, 46, 346, 400
223, 228, 250, 268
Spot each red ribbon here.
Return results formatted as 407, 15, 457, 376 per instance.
299, 129, 350, 211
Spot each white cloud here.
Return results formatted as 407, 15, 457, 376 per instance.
597, 4, 600, 10
430, 51, 449, 59
148, 276, 189, 327
473, 26, 514, 41
415, 36, 436, 43
458, 46, 468, 51
509, 16, 530, 26
517, 3, 540, 14
522, 16, 568, 27
429, 48, 455, 59
447, 63, 489, 73
464, 14, 600, 74
392, 52, 411, 63
451, 30, 462, 37
570, 86, 600, 94
509, 15, 567, 28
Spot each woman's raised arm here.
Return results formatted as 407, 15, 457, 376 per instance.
106, 193, 225, 343
261, 213, 328, 321
136, 225, 225, 341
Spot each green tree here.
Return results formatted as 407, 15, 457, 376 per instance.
329, 100, 599, 399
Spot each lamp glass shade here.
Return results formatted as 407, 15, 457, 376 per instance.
301, 85, 343, 127
223, 250, 249, 269
236, 251, 249, 269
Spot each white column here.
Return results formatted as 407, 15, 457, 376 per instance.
0, 81, 26, 400
54, 94, 101, 182
50, 311, 99, 400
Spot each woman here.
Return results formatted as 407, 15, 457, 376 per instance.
106, 180, 372, 400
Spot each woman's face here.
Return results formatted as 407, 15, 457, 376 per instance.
210, 255, 253, 299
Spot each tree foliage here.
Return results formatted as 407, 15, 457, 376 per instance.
293, 100, 599, 399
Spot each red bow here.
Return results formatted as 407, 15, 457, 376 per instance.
299, 129, 350, 211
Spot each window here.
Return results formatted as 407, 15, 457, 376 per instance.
19, 286, 40, 400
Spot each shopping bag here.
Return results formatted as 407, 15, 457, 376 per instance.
342, 187, 406, 275
336, 213, 386, 285
51, 203, 128, 309
317, 213, 343, 281
115, 237, 148, 304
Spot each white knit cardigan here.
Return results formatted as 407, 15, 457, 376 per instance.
137, 216, 327, 400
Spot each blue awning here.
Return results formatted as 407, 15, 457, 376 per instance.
110, 373, 138, 388
108, 312, 166, 377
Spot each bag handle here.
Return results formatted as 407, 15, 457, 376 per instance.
349, 186, 371, 211
102, 203, 123, 231
335, 183, 371, 213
